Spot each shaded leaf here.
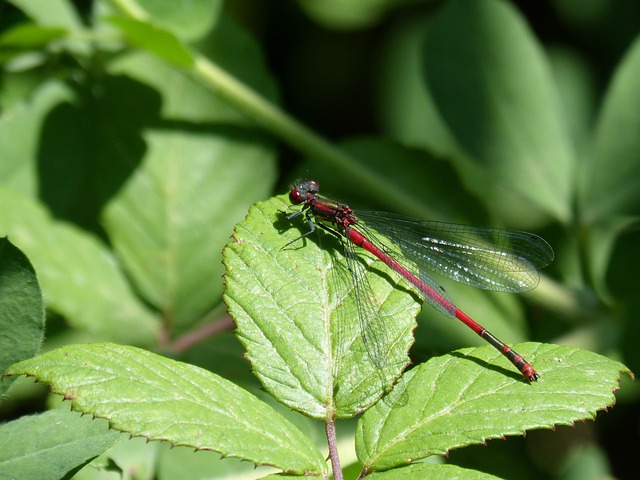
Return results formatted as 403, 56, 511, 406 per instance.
375, 14, 460, 160
0, 408, 123, 480
579, 36, 640, 222
0, 237, 44, 394
102, 15, 278, 332
102, 129, 276, 331
357, 343, 631, 471
4, 343, 326, 476
0, 23, 66, 49
0, 188, 159, 344
423, 0, 574, 222
297, 0, 404, 30
9, 0, 82, 29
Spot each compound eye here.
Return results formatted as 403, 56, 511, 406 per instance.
289, 188, 303, 205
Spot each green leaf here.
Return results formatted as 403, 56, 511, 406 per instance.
356, 343, 631, 471
223, 195, 419, 419
107, 14, 279, 124
580, 215, 638, 300
0, 23, 67, 48
0, 79, 73, 195
297, 0, 401, 30
375, 15, 460, 160
8, 0, 82, 29
0, 407, 123, 480
4, 343, 326, 476
0, 237, 44, 395
102, 129, 276, 330
100, 16, 278, 331
423, 0, 575, 223
109, 17, 195, 67
365, 463, 502, 480
135, 0, 222, 42
579, 35, 640, 222
0, 188, 159, 344
546, 47, 598, 153
194, 13, 280, 107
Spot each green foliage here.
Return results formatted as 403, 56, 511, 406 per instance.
5, 343, 326, 476
424, 0, 574, 223
0, 408, 123, 480
356, 344, 627, 471
1, 0, 638, 479
224, 195, 419, 418
0, 237, 44, 395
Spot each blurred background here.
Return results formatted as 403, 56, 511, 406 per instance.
1, 0, 639, 479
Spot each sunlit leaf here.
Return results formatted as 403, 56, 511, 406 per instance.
109, 17, 194, 67
223, 195, 418, 418
4, 343, 326, 476
357, 343, 631, 471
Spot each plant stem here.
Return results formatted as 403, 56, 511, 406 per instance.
325, 418, 343, 480
172, 315, 235, 352
190, 54, 426, 218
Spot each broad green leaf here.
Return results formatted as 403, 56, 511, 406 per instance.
423, 0, 574, 223
0, 23, 67, 49
108, 17, 195, 67
135, 0, 222, 42
297, 0, 404, 29
579, 35, 640, 223
546, 47, 597, 153
580, 215, 638, 301
0, 237, 44, 395
0, 79, 73, 195
8, 0, 82, 29
356, 343, 631, 471
102, 129, 276, 330
262, 463, 502, 480
0, 407, 123, 480
223, 195, 419, 418
32, 75, 163, 231
375, 14, 460, 160
4, 343, 326, 476
107, 14, 279, 124
102, 16, 278, 332
0, 188, 159, 344
365, 463, 502, 480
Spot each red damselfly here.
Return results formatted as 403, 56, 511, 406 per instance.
285, 179, 554, 382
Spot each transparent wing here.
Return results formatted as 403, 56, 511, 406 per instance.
356, 211, 554, 293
